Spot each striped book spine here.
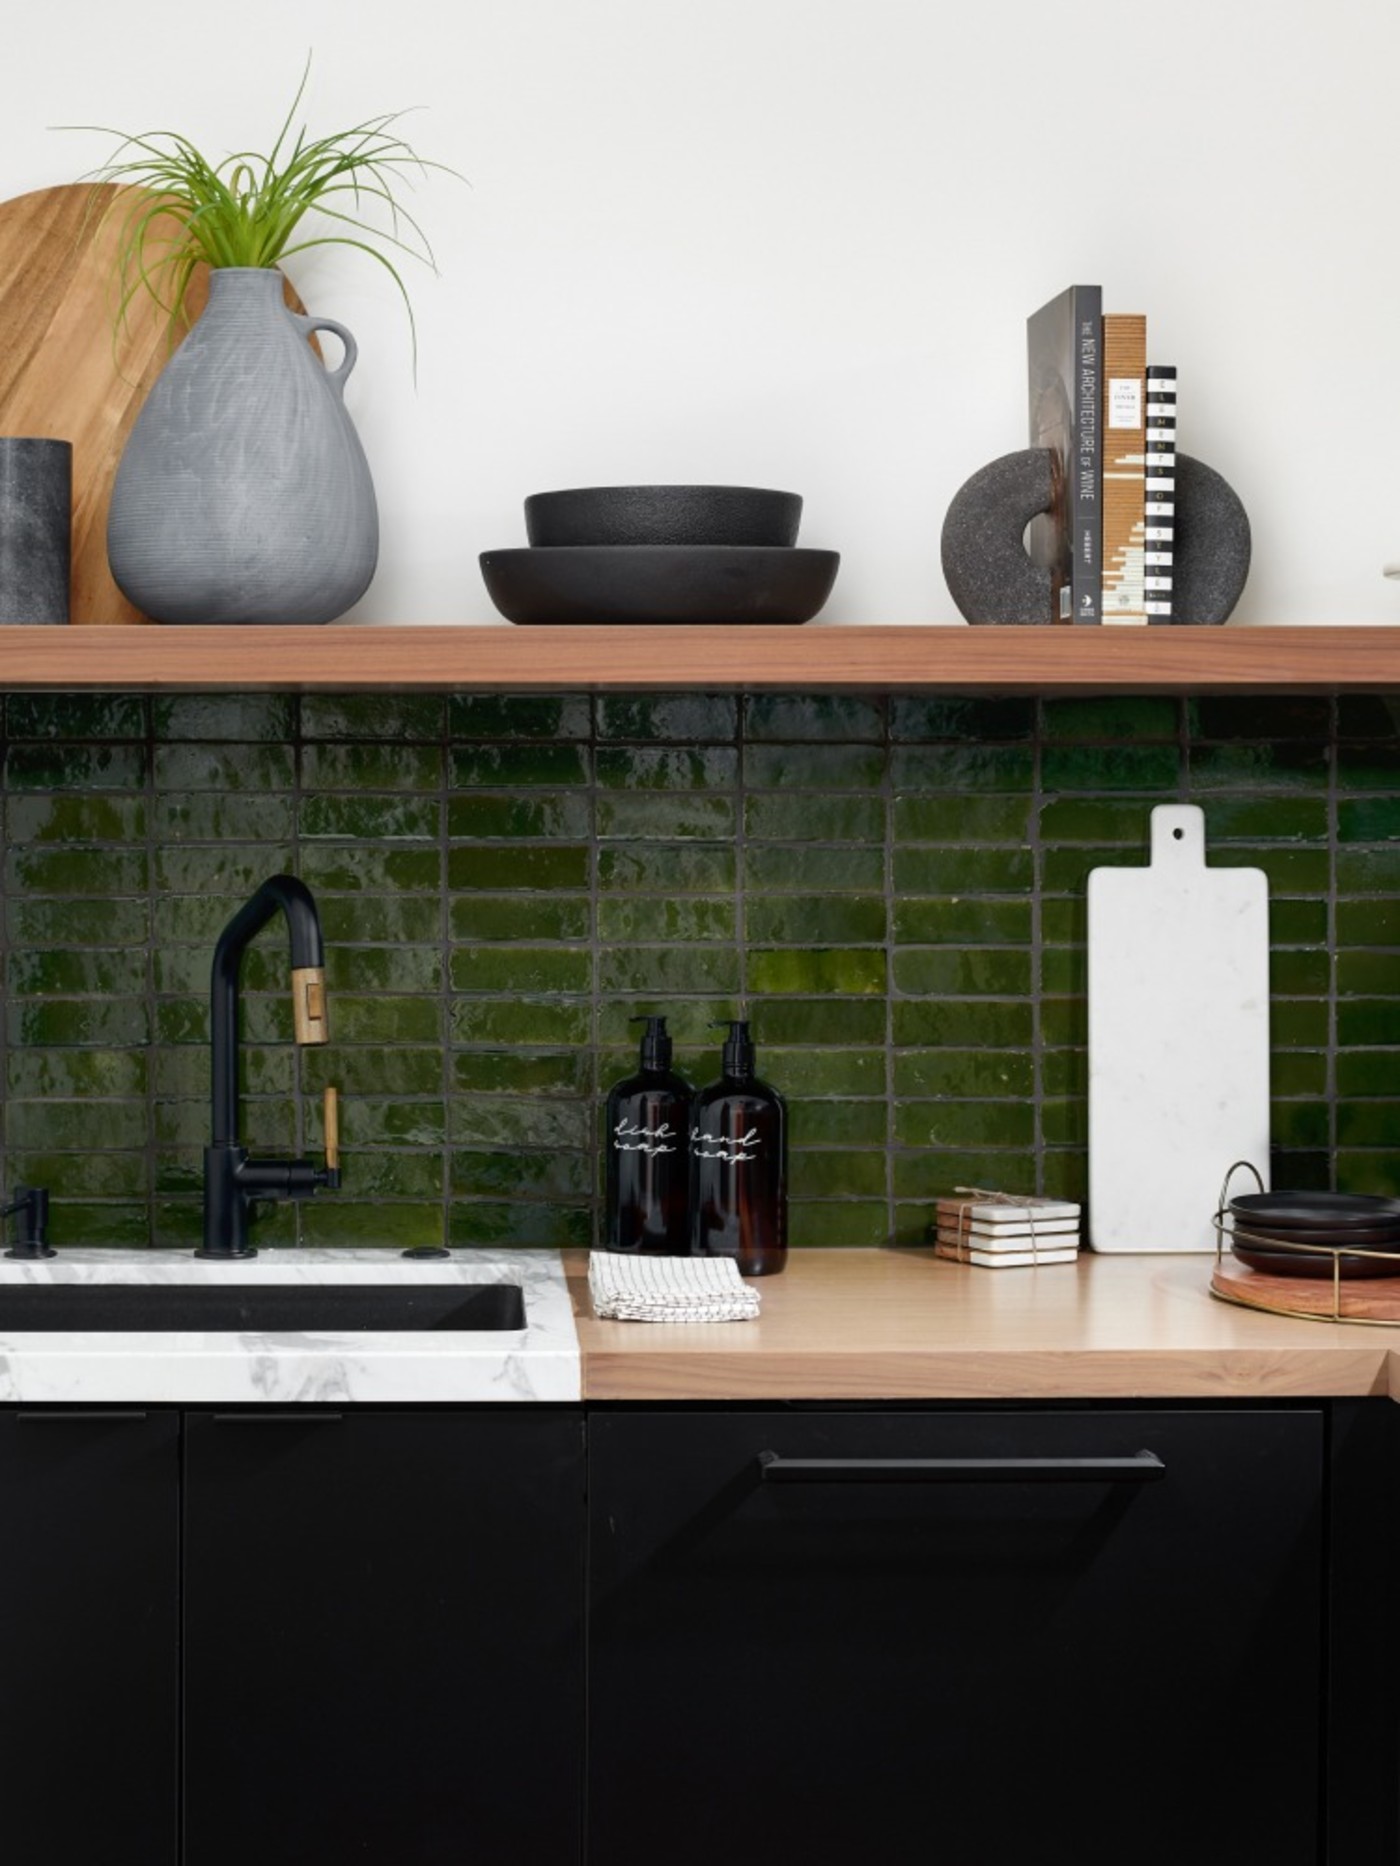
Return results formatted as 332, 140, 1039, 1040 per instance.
1145, 366, 1177, 623
1101, 314, 1147, 624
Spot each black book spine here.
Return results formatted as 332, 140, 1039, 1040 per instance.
1144, 365, 1177, 624
1071, 286, 1102, 624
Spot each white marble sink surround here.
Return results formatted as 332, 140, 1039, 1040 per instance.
0, 1248, 580, 1404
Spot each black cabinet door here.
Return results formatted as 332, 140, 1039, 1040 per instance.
184, 1409, 584, 1866
589, 1408, 1322, 1866
0, 1408, 179, 1866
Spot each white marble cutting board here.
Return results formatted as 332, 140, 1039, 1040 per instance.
1087, 805, 1270, 1252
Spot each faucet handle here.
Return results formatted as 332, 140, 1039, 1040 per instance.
323, 1086, 340, 1174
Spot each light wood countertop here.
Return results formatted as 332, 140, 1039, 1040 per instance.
568, 1248, 1400, 1402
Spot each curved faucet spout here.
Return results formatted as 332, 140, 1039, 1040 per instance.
211, 875, 327, 1149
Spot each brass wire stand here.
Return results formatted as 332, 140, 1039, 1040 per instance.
1210, 1161, 1400, 1327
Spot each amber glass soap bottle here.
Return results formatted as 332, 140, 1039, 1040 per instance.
603, 1015, 692, 1253
690, 1020, 787, 1276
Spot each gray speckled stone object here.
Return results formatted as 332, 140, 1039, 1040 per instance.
942, 446, 1250, 625
108, 269, 377, 625
0, 438, 71, 624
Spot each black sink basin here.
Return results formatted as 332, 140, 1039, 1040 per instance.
0, 1283, 527, 1333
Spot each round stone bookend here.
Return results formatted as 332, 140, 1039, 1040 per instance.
940, 449, 1054, 625
1172, 454, 1250, 625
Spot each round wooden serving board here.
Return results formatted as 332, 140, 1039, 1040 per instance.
1212, 1258, 1400, 1326
0, 183, 309, 625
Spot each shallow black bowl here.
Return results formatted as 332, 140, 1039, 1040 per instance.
479, 544, 839, 626
1230, 1235, 1400, 1280
1229, 1191, 1400, 1232
524, 485, 802, 549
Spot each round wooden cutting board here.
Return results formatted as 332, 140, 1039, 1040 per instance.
1212, 1257, 1400, 1325
0, 183, 309, 625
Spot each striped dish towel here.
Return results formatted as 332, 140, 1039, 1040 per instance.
588, 1251, 761, 1323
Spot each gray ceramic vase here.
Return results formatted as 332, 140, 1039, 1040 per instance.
107, 268, 378, 624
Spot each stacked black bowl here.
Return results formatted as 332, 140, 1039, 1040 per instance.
479, 484, 839, 625
1229, 1191, 1400, 1279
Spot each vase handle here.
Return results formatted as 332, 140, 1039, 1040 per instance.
288, 312, 359, 395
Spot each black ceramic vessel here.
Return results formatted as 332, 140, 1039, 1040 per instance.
0, 437, 71, 624
479, 544, 839, 626
524, 485, 802, 548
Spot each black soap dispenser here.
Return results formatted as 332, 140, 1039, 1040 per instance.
690, 1019, 787, 1276
603, 1015, 693, 1254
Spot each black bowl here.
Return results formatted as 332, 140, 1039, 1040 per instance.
1229, 1191, 1400, 1232
479, 544, 839, 626
524, 485, 802, 549
1230, 1235, 1400, 1280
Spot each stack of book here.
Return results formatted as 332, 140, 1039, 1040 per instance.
1027, 285, 1176, 626
933, 1192, 1082, 1269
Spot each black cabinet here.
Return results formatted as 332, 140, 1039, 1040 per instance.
183, 1409, 584, 1866
588, 1407, 1323, 1866
0, 1408, 180, 1866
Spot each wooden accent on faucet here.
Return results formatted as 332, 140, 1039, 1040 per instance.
322, 1088, 339, 1173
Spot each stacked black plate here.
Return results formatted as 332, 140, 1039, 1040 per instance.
1229, 1191, 1400, 1279
479, 484, 840, 626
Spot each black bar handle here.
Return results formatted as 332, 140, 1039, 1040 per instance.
757, 1450, 1166, 1484
18, 1410, 149, 1422
211, 1412, 344, 1424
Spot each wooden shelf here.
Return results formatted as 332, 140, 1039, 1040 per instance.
0, 624, 1397, 692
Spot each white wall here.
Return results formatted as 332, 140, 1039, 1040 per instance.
4, 0, 1398, 626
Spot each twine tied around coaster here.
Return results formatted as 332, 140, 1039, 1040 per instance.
949, 1185, 1050, 1263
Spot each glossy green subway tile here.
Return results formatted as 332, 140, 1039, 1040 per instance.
744, 794, 882, 842
6, 743, 147, 792
319, 898, 444, 945
1189, 696, 1331, 741
894, 1000, 1033, 1047
892, 1050, 1034, 1099
892, 745, 1034, 794
597, 1001, 736, 1046
450, 693, 590, 740
1210, 846, 1331, 895
302, 743, 441, 792
892, 1150, 1035, 1200
792, 1151, 887, 1198
1272, 1052, 1328, 1098
14, 999, 150, 1047
598, 946, 741, 995
154, 845, 297, 895
7, 1048, 147, 1098
450, 845, 591, 891
448, 1201, 592, 1249
154, 1000, 208, 1045
452, 1050, 591, 1097
1340, 797, 1400, 842
154, 1043, 292, 1098
8, 898, 150, 947
301, 695, 445, 740
1207, 797, 1329, 842
1041, 1152, 1088, 1203
154, 895, 264, 945
302, 794, 441, 840
743, 743, 884, 791
745, 998, 886, 1045
452, 743, 590, 790
894, 796, 1032, 842
596, 794, 735, 840
596, 693, 737, 741
1042, 696, 1179, 741
786, 1202, 890, 1249
1189, 743, 1329, 792
294, 1047, 436, 1098
1336, 695, 1400, 738
327, 997, 444, 1044
903, 1101, 1036, 1149
1040, 900, 1085, 945
789, 1100, 887, 1146
1041, 846, 1139, 894
326, 947, 443, 995
1041, 744, 1179, 791
7, 694, 145, 739
6, 1100, 149, 1150
451, 946, 591, 995
152, 695, 294, 741
452, 894, 592, 942
1270, 1151, 1332, 1194
154, 744, 296, 792
893, 900, 1032, 945
748, 949, 887, 996
599, 843, 735, 892
8, 797, 147, 844
744, 694, 883, 742
11, 1151, 147, 1198
452, 999, 591, 1046
1337, 847, 1400, 892
299, 1203, 447, 1249
893, 848, 1033, 895
1037, 798, 1152, 843
1337, 900, 1400, 946
1271, 901, 1329, 946
300, 846, 442, 892
595, 896, 733, 942
153, 793, 296, 842
1270, 950, 1330, 995
595, 746, 737, 790
154, 1098, 293, 1151
53, 1205, 155, 1249
451, 1149, 593, 1199
746, 895, 885, 944
1039, 998, 1086, 1048
1335, 741, 1400, 788
1337, 1052, 1400, 1096
9, 949, 147, 997
449, 1096, 591, 1150
316, 1153, 445, 1199
892, 949, 1032, 996
1040, 947, 1084, 996
1335, 1102, 1400, 1148
1274, 1001, 1331, 1047
329, 1097, 447, 1148
1337, 951, 1400, 996
1336, 1154, 1400, 1199
743, 845, 883, 892
1041, 1049, 1086, 1098
1269, 1102, 1330, 1148
1342, 1003, 1400, 1050
891, 697, 1034, 741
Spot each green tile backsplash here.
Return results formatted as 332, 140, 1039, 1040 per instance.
1, 688, 1396, 1250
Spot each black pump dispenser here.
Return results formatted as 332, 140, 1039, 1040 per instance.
603, 1015, 692, 1254
690, 1018, 787, 1276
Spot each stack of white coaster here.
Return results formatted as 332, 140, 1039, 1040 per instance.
588, 1251, 761, 1323
933, 1191, 1081, 1268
